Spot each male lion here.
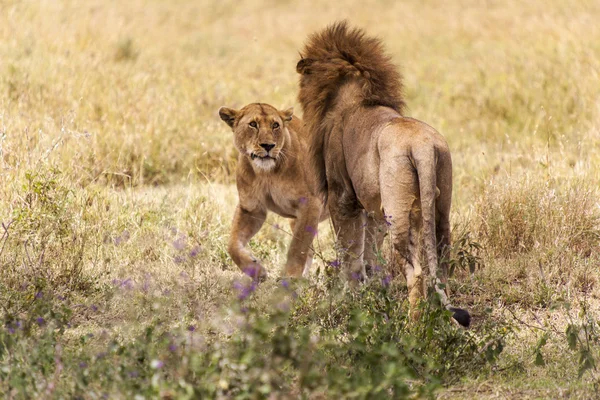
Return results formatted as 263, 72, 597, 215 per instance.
296, 22, 470, 327
219, 103, 326, 281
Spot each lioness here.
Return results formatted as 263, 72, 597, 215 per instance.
296, 22, 470, 326
219, 103, 326, 281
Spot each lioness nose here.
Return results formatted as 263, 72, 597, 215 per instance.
260, 143, 275, 152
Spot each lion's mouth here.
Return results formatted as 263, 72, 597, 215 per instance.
250, 153, 275, 161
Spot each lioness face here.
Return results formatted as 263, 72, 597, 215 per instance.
219, 103, 293, 172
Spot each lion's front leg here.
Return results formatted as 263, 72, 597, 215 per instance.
363, 210, 386, 277
228, 204, 268, 281
283, 200, 322, 278
328, 191, 366, 284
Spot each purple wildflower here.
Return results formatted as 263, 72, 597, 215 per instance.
187, 325, 196, 332
281, 279, 289, 289
57, 295, 66, 301
174, 255, 185, 264
243, 264, 262, 280
36, 317, 45, 326
7, 326, 15, 334
328, 260, 341, 268
384, 214, 393, 227
189, 245, 201, 258
168, 343, 177, 352
151, 360, 164, 369
79, 361, 88, 369
173, 237, 186, 250
277, 300, 291, 313
113, 231, 131, 246
305, 225, 317, 237
382, 275, 392, 288
351, 272, 363, 281
233, 280, 257, 301
35, 291, 43, 299
121, 279, 134, 290
90, 304, 98, 312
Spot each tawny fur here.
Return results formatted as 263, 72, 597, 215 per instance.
297, 21, 469, 326
219, 103, 327, 281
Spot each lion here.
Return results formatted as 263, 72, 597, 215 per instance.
218, 103, 327, 281
296, 22, 470, 327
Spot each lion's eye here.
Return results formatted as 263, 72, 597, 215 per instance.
272, 122, 280, 129
249, 121, 258, 128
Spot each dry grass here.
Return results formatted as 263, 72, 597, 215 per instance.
1, 0, 600, 397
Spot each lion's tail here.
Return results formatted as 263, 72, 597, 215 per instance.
413, 148, 471, 328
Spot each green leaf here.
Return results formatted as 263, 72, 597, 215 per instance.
577, 349, 596, 378
534, 351, 545, 366
566, 324, 578, 351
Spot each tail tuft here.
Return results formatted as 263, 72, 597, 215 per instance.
449, 307, 471, 328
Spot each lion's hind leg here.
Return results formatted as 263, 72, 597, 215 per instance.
378, 160, 423, 318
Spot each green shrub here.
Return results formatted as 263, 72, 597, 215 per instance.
0, 272, 509, 398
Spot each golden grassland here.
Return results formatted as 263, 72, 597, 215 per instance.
1, 0, 600, 397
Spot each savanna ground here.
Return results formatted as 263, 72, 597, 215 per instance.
1, 0, 600, 398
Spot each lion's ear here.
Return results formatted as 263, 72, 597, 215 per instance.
296, 58, 314, 75
280, 107, 293, 123
218, 107, 238, 128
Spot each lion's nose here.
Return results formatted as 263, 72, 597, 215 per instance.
260, 143, 275, 152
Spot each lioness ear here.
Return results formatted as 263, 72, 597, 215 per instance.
218, 107, 238, 128
296, 58, 314, 75
280, 107, 293, 123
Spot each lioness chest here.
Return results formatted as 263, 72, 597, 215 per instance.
256, 177, 308, 218
241, 174, 309, 219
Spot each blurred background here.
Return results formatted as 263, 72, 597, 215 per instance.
2, 0, 599, 195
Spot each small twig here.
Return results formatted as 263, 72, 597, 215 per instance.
506, 307, 547, 332
0, 219, 14, 258
23, 239, 34, 270
529, 309, 561, 335
538, 260, 547, 285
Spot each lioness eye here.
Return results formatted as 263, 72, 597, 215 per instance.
249, 121, 257, 128
272, 122, 280, 129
